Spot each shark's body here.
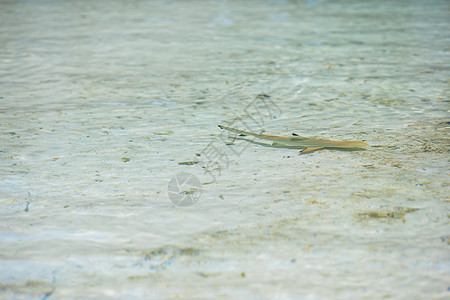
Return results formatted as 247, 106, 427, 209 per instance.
218, 125, 368, 154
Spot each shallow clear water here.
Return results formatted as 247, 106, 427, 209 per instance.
0, 0, 449, 299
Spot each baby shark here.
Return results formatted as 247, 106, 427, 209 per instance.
218, 124, 369, 154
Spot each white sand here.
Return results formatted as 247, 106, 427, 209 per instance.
0, 0, 448, 299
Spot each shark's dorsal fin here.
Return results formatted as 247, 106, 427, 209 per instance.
291, 133, 308, 140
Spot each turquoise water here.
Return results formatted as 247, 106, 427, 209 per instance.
0, 0, 448, 299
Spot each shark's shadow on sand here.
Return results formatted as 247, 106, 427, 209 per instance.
228, 136, 367, 155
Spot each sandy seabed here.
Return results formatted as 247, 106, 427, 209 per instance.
0, 0, 449, 299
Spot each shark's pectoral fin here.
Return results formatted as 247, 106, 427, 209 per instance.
299, 147, 324, 154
